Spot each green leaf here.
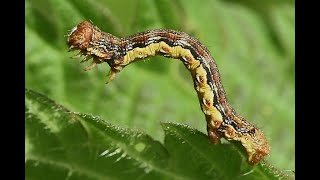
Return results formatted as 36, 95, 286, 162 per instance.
26, 0, 294, 175
26, 89, 294, 180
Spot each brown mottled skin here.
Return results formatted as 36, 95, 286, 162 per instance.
67, 21, 270, 165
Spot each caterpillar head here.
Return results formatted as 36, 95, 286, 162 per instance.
67, 21, 122, 62
67, 21, 93, 51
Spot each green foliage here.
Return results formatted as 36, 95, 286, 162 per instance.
26, 89, 293, 179
26, 0, 294, 179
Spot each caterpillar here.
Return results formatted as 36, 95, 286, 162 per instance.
67, 21, 270, 165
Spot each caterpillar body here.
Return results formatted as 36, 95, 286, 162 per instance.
67, 21, 270, 165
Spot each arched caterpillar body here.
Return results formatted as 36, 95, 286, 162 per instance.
67, 21, 270, 165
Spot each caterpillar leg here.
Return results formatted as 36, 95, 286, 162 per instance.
84, 61, 97, 71
207, 125, 221, 144
105, 63, 125, 84
84, 57, 102, 71
106, 69, 117, 84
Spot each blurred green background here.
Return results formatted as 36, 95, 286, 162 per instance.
26, 0, 294, 171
